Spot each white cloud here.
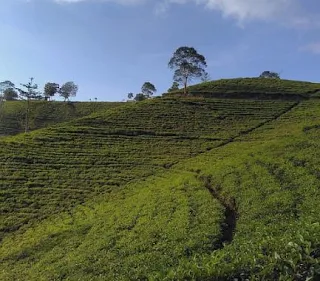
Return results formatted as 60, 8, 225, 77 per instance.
200, 0, 297, 22
54, 0, 146, 4
302, 43, 320, 54
52, 0, 318, 28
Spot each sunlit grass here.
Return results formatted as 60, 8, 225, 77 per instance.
0, 80, 319, 279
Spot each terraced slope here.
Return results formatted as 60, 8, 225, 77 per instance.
0, 96, 319, 280
0, 101, 123, 136
0, 98, 294, 239
166, 78, 320, 99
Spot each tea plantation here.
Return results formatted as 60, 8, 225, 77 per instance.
0, 101, 123, 136
166, 78, 320, 99
0, 79, 319, 280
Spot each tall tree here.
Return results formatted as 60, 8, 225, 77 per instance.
141, 82, 157, 98
44, 82, 59, 101
168, 47, 207, 95
16, 78, 42, 133
167, 81, 179, 92
59, 82, 78, 101
3, 88, 18, 100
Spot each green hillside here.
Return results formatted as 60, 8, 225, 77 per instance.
0, 79, 319, 280
0, 101, 123, 136
165, 78, 320, 99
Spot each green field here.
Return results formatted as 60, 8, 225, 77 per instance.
0, 79, 319, 280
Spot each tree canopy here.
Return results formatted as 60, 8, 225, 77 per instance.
259, 71, 280, 79
0, 81, 15, 93
168, 46, 207, 95
17, 78, 42, 100
16, 78, 42, 133
59, 82, 78, 101
44, 83, 60, 100
141, 82, 157, 98
127, 82, 156, 102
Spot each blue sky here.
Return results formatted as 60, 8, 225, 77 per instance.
0, 0, 319, 101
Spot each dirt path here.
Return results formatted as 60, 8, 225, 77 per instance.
199, 175, 238, 248
193, 102, 301, 247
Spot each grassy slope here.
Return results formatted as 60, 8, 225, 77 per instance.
0, 101, 123, 136
0, 98, 293, 240
165, 78, 320, 99
0, 79, 319, 280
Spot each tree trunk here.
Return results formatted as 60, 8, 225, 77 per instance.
184, 77, 188, 96
25, 98, 30, 133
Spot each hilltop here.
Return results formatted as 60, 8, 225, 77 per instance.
166, 78, 320, 99
1, 78, 319, 138
0, 78, 319, 280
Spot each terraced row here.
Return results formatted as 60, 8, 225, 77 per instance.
0, 99, 319, 280
0, 98, 295, 240
0, 101, 123, 136
166, 78, 320, 98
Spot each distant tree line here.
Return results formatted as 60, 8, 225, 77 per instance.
127, 82, 157, 101
125, 46, 283, 100
0, 49, 282, 107
126, 46, 210, 100
0, 79, 78, 102
0, 78, 78, 133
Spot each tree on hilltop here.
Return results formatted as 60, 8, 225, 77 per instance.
259, 71, 280, 79
141, 82, 157, 98
168, 46, 207, 95
17, 78, 42, 101
127, 82, 157, 102
16, 77, 42, 133
0, 80, 15, 93
59, 81, 78, 101
0, 80, 18, 101
44, 82, 59, 101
